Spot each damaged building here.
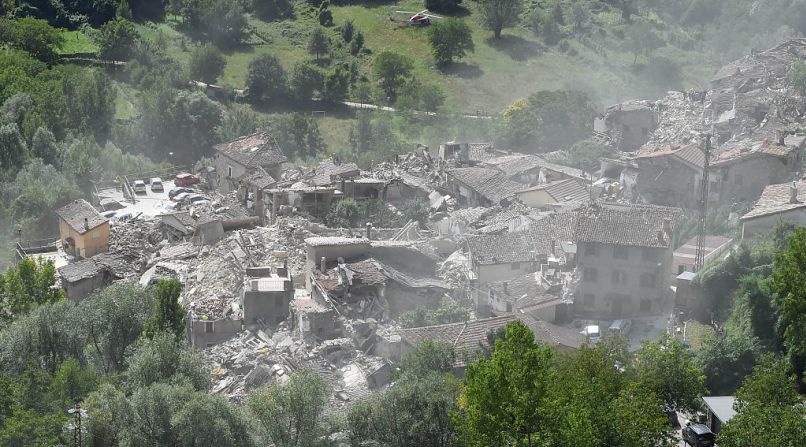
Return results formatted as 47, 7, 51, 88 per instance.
214, 131, 288, 194
305, 237, 451, 319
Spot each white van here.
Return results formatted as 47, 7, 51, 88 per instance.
608, 319, 632, 337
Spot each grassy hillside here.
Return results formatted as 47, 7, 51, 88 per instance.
127, 1, 717, 113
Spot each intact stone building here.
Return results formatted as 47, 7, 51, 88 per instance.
575, 202, 683, 318
214, 131, 288, 193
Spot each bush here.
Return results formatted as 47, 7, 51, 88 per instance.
188, 44, 226, 84
253, 0, 293, 21
424, 0, 462, 12
290, 61, 324, 100
245, 54, 289, 103
427, 18, 474, 66
97, 17, 139, 61
341, 19, 355, 42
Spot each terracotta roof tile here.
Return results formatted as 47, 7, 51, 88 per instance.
576, 202, 684, 248
55, 199, 107, 235
214, 131, 288, 168
741, 180, 806, 220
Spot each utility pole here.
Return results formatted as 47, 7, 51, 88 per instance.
695, 134, 712, 271
67, 403, 87, 447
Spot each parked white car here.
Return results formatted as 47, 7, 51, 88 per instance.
132, 180, 147, 194
150, 177, 164, 192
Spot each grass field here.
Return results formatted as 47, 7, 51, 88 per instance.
125, 1, 718, 113
58, 30, 98, 54
89, 2, 720, 152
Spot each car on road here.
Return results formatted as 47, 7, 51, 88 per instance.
581, 325, 601, 344
150, 178, 164, 192
175, 173, 201, 187
172, 192, 191, 203
133, 180, 147, 194
682, 423, 715, 447
169, 187, 194, 199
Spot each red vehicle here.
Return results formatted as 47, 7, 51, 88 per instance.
174, 173, 200, 187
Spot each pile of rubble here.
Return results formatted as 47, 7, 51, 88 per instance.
646, 39, 806, 152
205, 328, 388, 410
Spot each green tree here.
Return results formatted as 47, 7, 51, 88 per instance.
347, 373, 459, 447
0, 123, 27, 173
791, 62, 806, 95
478, 0, 523, 39
454, 321, 554, 446
253, 0, 293, 21
569, 139, 613, 172
428, 18, 475, 66
0, 257, 64, 318
246, 54, 289, 103
326, 198, 360, 227
629, 334, 706, 413
290, 61, 324, 101
126, 332, 210, 391
0, 18, 64, 62
504, 90, 597, 151
116, 0, 134, 19
143, 279, 186, 340
719, 354, 806, 447
308, 27, 330, 60
270, 113, 326, 159
97, 17, 139, 61
399, 296, 469, 328
82, 282, 154, 374
318, 8, 334, 26
247, 368, 328, 447
626, 23, 664, 65
30, 127, 58, 166
425, 0, 462, 13
771, 227, 806, 387
341, 19, 355, 42
189, 44, 227, 83
138, 87, 223, 162
322, 66, 350, 103
350, 30, 365, 55
373, 51, 415, 102
569, 1, 589, 34
396, 340, 456, 379
61, 67, 117, 141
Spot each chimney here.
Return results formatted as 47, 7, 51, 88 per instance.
320, 256, 326, 273
777, 130, 786, 146
366, 222, 373, 240
502, 282, 508, 295
84, 217, 89, 231
790, 181, 799, 204
277, 260, 289, 278
663, 218, 672, 238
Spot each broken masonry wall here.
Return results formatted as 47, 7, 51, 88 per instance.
188, 316, 242, 349
715, 156, 796, 204
741, 208, 806, 239
242, 288, 294, 326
